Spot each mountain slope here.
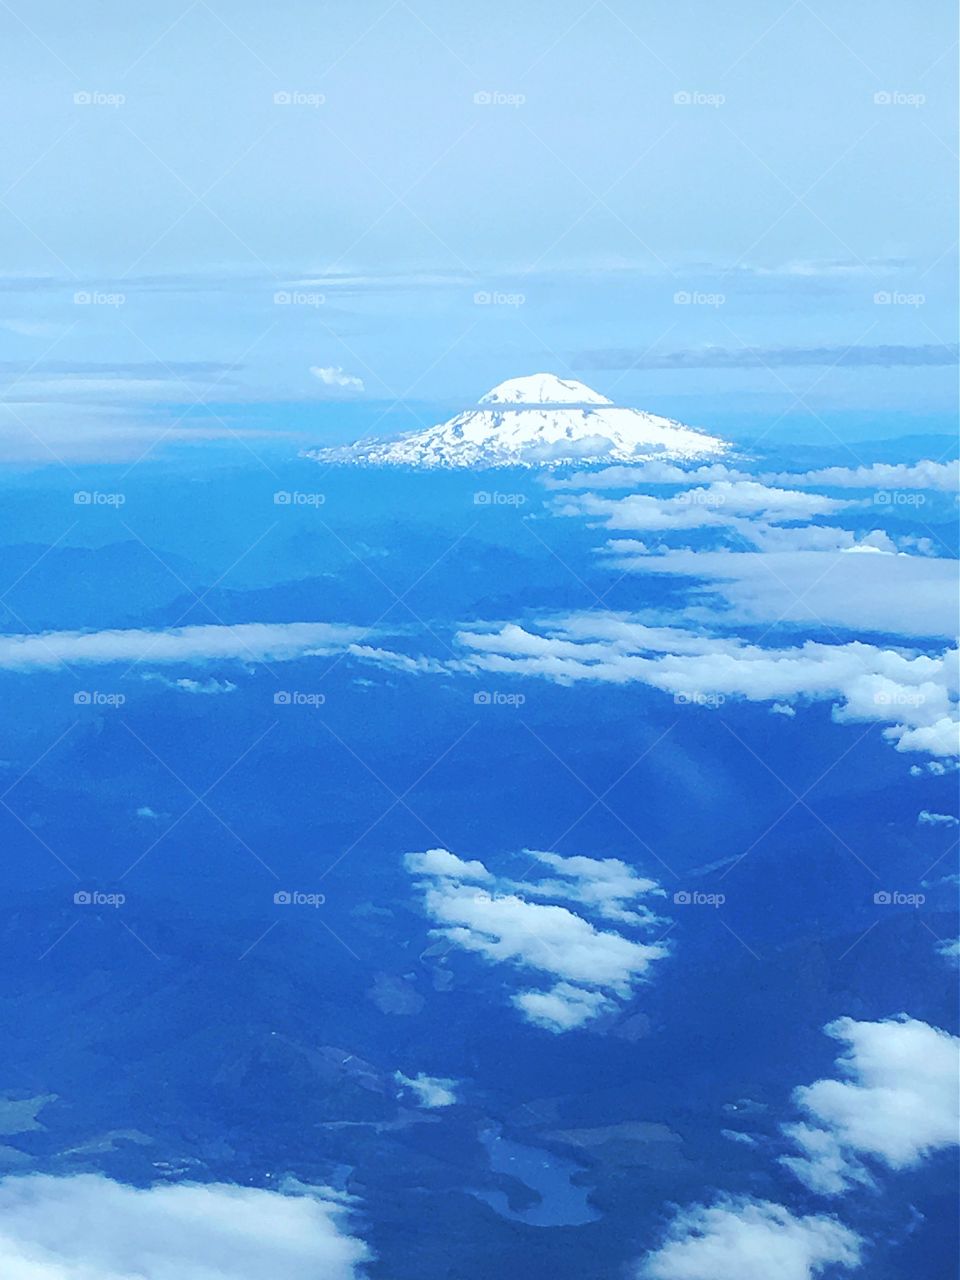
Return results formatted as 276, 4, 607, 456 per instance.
308, 373, 728, 469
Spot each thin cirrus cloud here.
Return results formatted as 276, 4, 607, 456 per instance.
781, 1015, 960, 1196
404, 848, 668, 1032
0, 1174, 370, 1279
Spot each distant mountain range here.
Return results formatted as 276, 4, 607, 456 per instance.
307, 373, 728, 468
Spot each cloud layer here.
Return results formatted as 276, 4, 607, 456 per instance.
0, 1174, 369, 1278
404, 848, 668, 1031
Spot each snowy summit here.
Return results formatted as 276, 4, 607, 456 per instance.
307, 373, 728, 469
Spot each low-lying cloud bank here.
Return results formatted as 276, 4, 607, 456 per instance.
455, 616, 960, 759
0, 1174, 370, 1278
404, 847, 668, 1031
0, 622, 364, 671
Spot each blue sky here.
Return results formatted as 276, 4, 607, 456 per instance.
0, 0, 956, 460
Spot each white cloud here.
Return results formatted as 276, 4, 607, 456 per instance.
311, 366, 365, 392
144, 673, 238, 694
394, 1071, 458, 1108
769, 460, 959, 491
937, 938, 960, 965
0, 622, 364, 671
918, 810, 958, 827
456, 616, 959, 759
555, 481, 848, 533
512, 982, 614, 1031
521, 849, 664, 924
404, 848, 668, 1032
771, 702, 796, 717
404, 848, 493, 882
782, 1015, 960, 1194
0, 1174, 370, 1279
604, 544, 957, 638
638, 1197, 862, 1280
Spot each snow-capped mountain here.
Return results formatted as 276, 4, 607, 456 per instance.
307, 373, 728, 469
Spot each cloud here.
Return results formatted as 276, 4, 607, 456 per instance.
144, 674, 238, 695
394, 1071, 458, 1108
782, 1016, 960, 1195
771, 702, 796, 717
0, 622, 364, 672
937, 938, 960, 965
404, 847, 493, 881
521, 849, 664, 924
0, 1174, 370, 1278
311, 366, 365, 392
403, 848, 668, 1032
575, 343, 958, 370
555, 481, 850, 533
456, 616, 959, 758
768, 460, 959, 492
917, 810, 958, 827
603, 544, 957, 638
638, 1197, 862, 1280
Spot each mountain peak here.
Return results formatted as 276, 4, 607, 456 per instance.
479, 373, 612, 407
306, 372, 729, 469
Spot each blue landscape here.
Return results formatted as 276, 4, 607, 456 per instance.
0, 3, 956, 1278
